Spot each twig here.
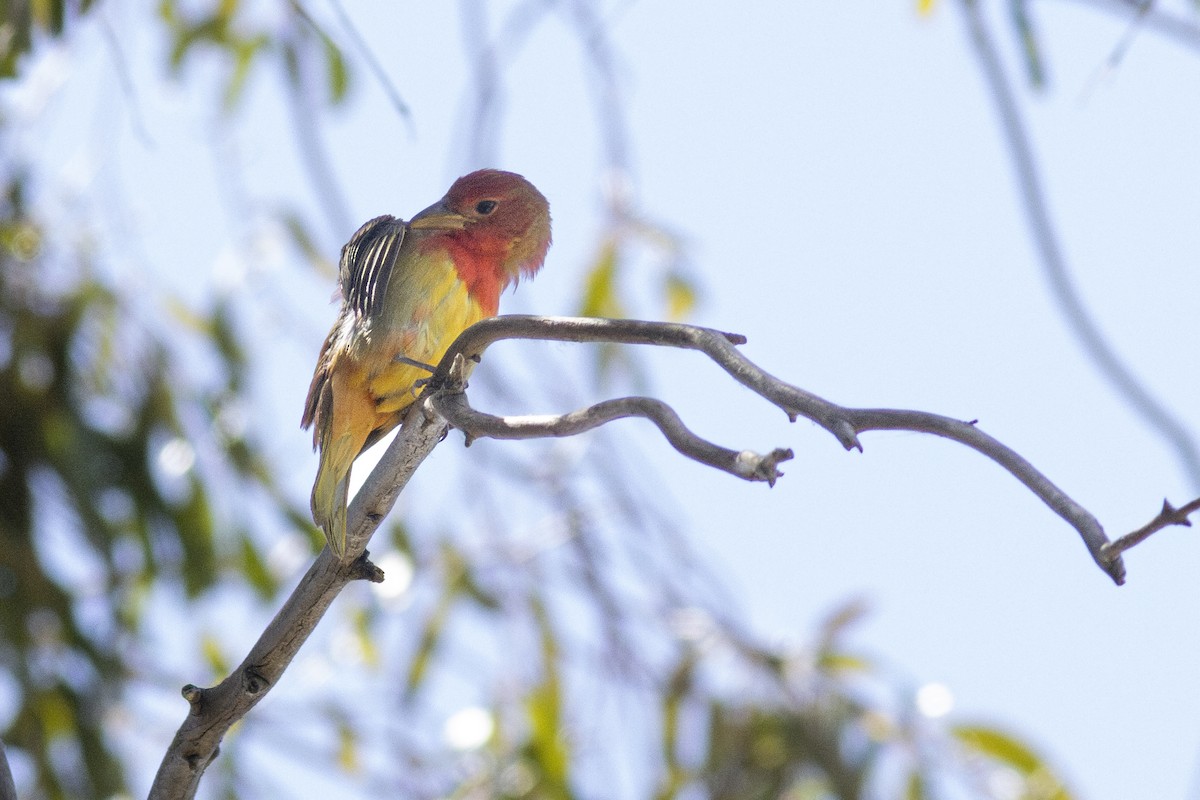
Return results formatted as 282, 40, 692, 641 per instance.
324, 0, 414, 128
1103, 497, 1200, 559
1055, 0, 1200, 56
434, 389, 793, 484
958, 0, 1200, 489
428, 315, 1128, 584
148, 408, 447, 799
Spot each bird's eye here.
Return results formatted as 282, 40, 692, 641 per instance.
475, 200, 498, 215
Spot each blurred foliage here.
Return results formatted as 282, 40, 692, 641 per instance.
0, 161, 314, 796
0, 1, 1099, 798
0, 0, 96, 78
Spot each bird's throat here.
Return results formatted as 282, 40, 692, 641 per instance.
424, 231, 511, 315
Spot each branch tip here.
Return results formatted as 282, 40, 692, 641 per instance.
830, 420, 861, 451
181, 684, 203, 706
734, 448, 793, 485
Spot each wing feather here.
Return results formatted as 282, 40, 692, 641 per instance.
340, 215, 408, 320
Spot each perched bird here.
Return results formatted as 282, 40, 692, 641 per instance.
302, 170, 552, 558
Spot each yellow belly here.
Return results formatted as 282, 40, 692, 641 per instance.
365, 269, 488, 414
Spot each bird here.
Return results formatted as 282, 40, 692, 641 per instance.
302, 170, 552, 559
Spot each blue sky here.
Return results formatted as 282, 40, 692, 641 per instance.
4, 1, 1200, 797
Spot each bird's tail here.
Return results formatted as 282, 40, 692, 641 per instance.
311, 442, 354, 559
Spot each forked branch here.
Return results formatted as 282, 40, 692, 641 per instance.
152, 313, 1196, 799
427, 315, 1193, 585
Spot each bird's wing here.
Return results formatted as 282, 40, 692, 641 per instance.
302, 215, 408, 439
340, 215, 409, 321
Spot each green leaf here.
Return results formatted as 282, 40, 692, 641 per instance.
177, 477, 217, 597
201, 632, 229, 677
223, 34, 270, 111
337, 721, 360, 773
525, 597, 571, 797
953, 724, 1041, 772
905, 769, 926, 800
351, 606, 380, 668
321, 32, 349, 105
577, 240, 622, 318
403, 568, 457, 698
663, 273, 696, 321
238, 531, 277, 600
953, 724, 1074, 800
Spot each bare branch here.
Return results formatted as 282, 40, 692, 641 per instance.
958, 0, 1200, 489
148, 409, 447, 800
1103, 496, 1200, 559
153, 308, 1179, 795
432, 387, 794, 485
429, 315, 1128, 584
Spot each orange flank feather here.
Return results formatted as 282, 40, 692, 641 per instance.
302, 170, 552, 558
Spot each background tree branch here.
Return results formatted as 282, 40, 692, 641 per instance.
959, 0, 1200, 488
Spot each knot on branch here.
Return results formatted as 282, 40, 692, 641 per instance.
243, 668, 270, 696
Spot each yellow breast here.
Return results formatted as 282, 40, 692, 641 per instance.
365, 266, 488, 414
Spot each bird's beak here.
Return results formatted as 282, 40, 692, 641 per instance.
409, 199, 468, 231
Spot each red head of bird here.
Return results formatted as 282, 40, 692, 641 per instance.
409, 169, 552, 315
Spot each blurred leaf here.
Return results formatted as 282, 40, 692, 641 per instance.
321, 30, 349, 104
905, 768, 926, 800
403, 561, 458, 698
224, 34, 271, 110
816, 651, 871, 674
917, 0, 938, 15
285, 504, 326, 552
351, 606, 380, 668
525, 596, 571, 798
238, 531, 277, 600
36, 691, 75, 737
578, 240, 622, 319
202, 632, 230, 677
282, 209, 335, 276
178, 477, 218, 597
337, 721, 360, 773
388, 520, 413, 556
953, 724, 1074, 800
663, 273, 697, 321
953, 724, 1042, 772
208, 299, 247, 392
655, 655, 696, 800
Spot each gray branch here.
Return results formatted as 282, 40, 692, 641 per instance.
433, 388, 794, 485
150, 311, 1190, 797
428, 315, 1130, 584
147, 410, 448, 799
